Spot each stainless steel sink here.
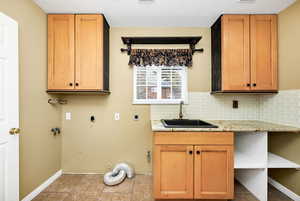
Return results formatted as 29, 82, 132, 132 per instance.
161, 119, 218, 128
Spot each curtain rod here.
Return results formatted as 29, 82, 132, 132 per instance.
120, 36, 204, 55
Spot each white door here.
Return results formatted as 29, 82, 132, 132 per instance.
0, 13, 19, 201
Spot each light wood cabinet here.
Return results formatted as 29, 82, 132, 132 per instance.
250, 15, 278, 91
194, 146, 234, 199
221, 15, 250, 91
47, 14, 110, 93
48, 15, 75, 90
212, 14, 278, 93
153, 145, 194, 199
153, 132, 234, 200
75, 15, 103, 90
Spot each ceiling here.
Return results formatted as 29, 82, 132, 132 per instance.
33, 0, 296, 27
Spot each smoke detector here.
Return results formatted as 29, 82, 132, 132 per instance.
236, 0, 256, 3
138, 0, 154, 3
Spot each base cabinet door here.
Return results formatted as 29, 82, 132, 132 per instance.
153, 145, 194, 199
194, 146, 234, 199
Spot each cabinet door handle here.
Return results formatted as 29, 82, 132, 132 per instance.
69, 83, 73, 86
196, 151, 201, 155
188, 150, 193, 155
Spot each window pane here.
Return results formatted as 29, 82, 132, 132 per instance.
136, 86, 146, 99
161, 69, 171, 86
137, 70, 146, 85
162, 87, 171, 99
172, 70, 182, 86
172, 86, 182, 99
147, 69, 157, 86
147, 86, 157, 99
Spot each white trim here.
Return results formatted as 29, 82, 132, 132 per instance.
21, 170, 62, 201
268, 177, 300, 201
63, 171, 153, 175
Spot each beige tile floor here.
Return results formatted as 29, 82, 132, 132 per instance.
32, 174, 292, 201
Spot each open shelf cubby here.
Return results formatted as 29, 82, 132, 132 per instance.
234, 132, 300, 201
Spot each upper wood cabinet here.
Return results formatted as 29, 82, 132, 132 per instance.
221, 15, 250, 91
250, 15, 278, 91
48, 15, 75, 90
47, 14, 110, 93
211, 14, 278, 93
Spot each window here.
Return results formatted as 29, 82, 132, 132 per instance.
133, 66, 188, 104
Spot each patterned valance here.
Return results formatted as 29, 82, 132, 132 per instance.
128, 49, 193, 67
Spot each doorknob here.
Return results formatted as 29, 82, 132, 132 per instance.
9, 128, 20, 135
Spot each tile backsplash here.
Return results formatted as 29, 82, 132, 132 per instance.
151, 93, 260, 120
151, 90, 300, 127
259, 90, 300, 127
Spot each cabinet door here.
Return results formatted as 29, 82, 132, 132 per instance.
222, 15, 250, 91
153, 145, 194, 199
48, 15, 75, 90
194, 146, 234, 199
250, 15, 278, 91
75, 15, 103, 90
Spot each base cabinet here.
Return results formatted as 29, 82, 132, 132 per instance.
194, 146, 234, 199
153, 145, 194, 199
153, 132, 234, 200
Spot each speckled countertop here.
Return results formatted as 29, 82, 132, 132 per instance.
151, 120, 300, 133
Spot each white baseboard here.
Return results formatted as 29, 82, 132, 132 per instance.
21, 170, 62, 201
268, 177, 300, 201
63, 171, 152, 175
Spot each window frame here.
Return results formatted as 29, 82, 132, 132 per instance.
133, 65, 188, 105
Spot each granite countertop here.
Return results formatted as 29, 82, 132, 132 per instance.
151, 120, 300, 133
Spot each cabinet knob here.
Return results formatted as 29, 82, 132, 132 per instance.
189, 150, 193, 155
75, 83, 79, 86
247, 83, 251, 87
69, 83, 73, 86
196, 150, 201, 155
253, 83, 257, 87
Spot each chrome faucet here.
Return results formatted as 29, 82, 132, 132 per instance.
179, 101, 184, 120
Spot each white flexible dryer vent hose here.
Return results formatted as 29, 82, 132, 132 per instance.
112, 163, 135, 179
104, 169, 126, 186
103, 163, 135, 186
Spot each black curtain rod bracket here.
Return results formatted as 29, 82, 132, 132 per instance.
120, 44, 132, 55
189, 44, 204, 54
120, 37, 204, 55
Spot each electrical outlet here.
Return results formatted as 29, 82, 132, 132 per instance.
147, 151, 151, 163
114, 113, 120, 121
65, 112, 71, 120
233, 100, 239, 109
